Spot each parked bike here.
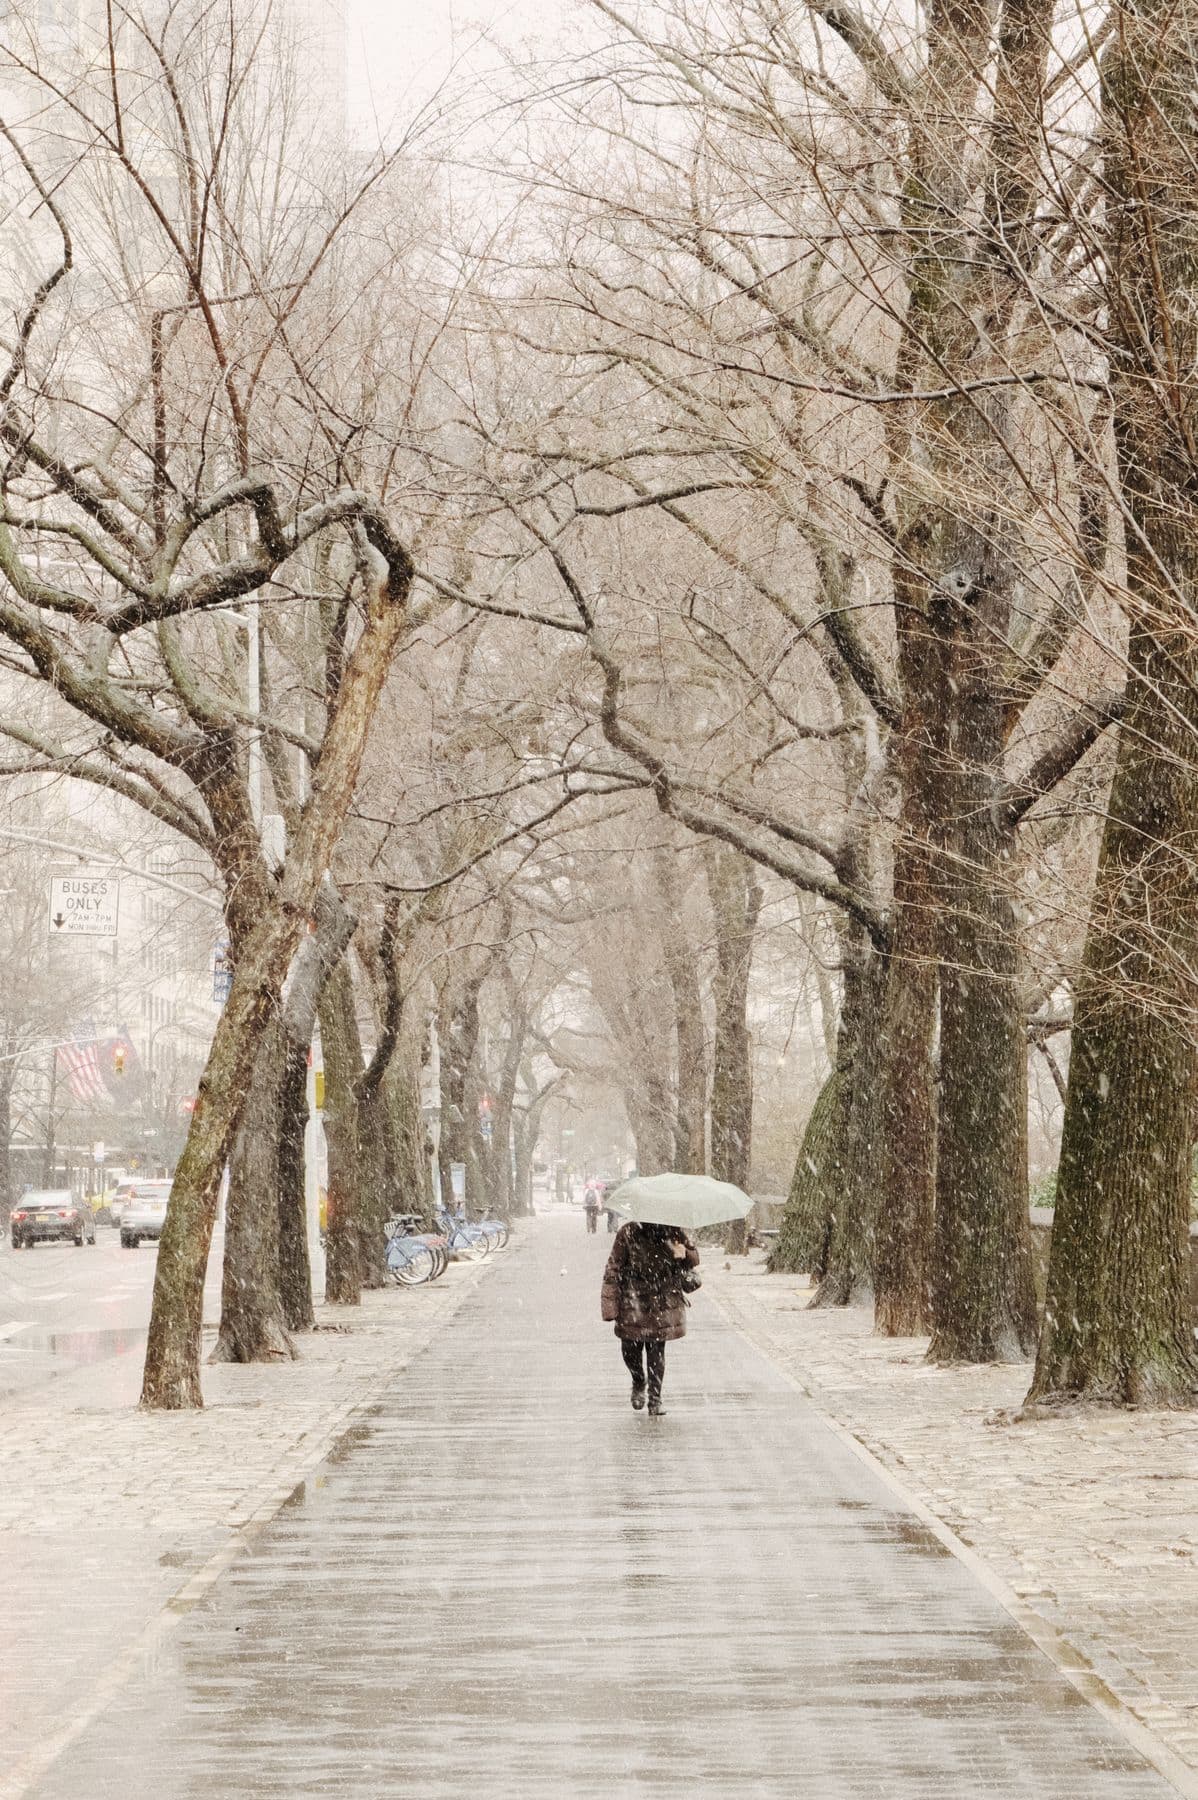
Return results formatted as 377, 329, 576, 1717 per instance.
384, 1214, 448, 1285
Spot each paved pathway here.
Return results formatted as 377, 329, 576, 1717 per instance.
705, 1252, 1198, 1787
0, 1256, 493, 1797
26, 1216, 1177, 1799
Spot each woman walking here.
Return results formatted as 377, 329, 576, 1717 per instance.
601, 1221, 699, 1417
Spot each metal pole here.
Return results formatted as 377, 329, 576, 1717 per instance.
42, 1046, 56, 1185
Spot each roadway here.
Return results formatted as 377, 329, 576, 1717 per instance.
0, 1224, 223, 1403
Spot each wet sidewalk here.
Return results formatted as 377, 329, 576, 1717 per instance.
20, 1214, 1181, 1800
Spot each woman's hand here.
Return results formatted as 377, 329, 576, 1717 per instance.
671, 1240, 687, 1260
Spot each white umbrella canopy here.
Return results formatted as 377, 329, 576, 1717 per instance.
606, 1172, 752, 1230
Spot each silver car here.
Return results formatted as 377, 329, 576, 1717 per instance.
119, 1180, 172, 1248
11, 1190, 97, 1249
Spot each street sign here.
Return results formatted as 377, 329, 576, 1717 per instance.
212, 938, 233, 1004
48, 875, 119, 937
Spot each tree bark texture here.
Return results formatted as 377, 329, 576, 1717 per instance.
1029, 0, 1198, 1408
276, 1040, 314, 1333
212, 1026, 296, 1364
809, 936, 886, 1307
872, 768, 938, 1335
927, 593, 1037, 1362
384, 1047, 434, 1225
704, 846, 762, 1251
768, 1068, 848, 1277
655, 850, 708, 1174
319, 960, 366, 1305
437, 971, 486, 1211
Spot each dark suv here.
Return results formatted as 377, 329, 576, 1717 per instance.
10, 1191, 97, 1249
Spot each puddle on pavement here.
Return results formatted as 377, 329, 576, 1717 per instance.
325, 1416, 380, 1465
38, 1327, 147, 1362
833, 1498, 951, 1555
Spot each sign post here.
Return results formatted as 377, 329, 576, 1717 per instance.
48, 875, 119, 937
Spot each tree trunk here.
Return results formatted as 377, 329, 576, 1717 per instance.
1027, 0, 1198, 1411
768, 1068, 848, 1277
809, 935, 885, 1307
276, 1041, 314, 1333
655, 850, 707, 1174
276, 880, 356, 1332
873, 776, 938, 1334
140, 541, 413, 1408
211, 1027, 295, 1364
485, 1015, 524, 1219
319, 960, 365, 1306
437, 975, 486, 1211
626, 1070, 674, 1176
705, 846, 762, 1252
385, 1048, 434, 1225
927, 584, 1037, 1361
930, 843, 1037, 1360
354, 1080, 390, 1288
41, 1050, 56, 1187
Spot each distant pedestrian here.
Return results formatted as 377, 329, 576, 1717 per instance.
604, 1202, 618, 1234
583, 1184, 601, 1234
600, 1221, 699, 1417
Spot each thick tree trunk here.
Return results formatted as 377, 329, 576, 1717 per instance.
768, 1068, 848, 1277
140, 535, 412, 1409
437, 974, 486, 1211
655, 850, 707, 1173
485, 1016, 524, 1219
319, 961, 365, 1305
354, 1081, 390, 1288
276, 881, 356, 1332
930, 844, 1037, 1360
384, 1049, 434, 1225
276, 1041, 314, 1332
809, 936, 885, 1307
705, 846, 762, 1251
873, 748, 938, 1335
211, 1026, 295, 1364
627, 1072, 674, 1176
1028, 0, 1198, 1411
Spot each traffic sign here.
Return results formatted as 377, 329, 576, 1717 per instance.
212, 938, 233, 1004
49, 875, 119, 937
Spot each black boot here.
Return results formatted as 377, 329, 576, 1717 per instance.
630, 1381, 647, 1410
647, 1393, 666, 1417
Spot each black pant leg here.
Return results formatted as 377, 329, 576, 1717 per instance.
645, 1339, 666, 1402
620, 1340, 645, 1386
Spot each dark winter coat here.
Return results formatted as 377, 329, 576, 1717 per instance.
601, 1222, 700, 1342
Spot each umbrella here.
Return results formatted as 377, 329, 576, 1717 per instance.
606, 1172, 752, 1230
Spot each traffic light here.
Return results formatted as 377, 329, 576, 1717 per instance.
112, 1044, 126, 1076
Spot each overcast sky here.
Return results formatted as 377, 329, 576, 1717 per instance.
344, 0, 575, 136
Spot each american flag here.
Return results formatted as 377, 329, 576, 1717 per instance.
58, 1037, 108, 1106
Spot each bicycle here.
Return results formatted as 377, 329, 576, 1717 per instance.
384, 1215, 443, 1285
435, 1209, 493, 1257
444, 1206, 510, 1248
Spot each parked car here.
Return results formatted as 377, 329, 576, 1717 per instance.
11, 1190, 97, 1249
119, 1181, 173, 1248
107, 1181, 140, 1227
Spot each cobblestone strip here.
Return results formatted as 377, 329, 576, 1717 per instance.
0, 1250, 504, 1797
704, 1255, 1198, 1795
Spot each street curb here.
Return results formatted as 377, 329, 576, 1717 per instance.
704, 1284, 1198, 1800
0, 1246, 510, 1800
